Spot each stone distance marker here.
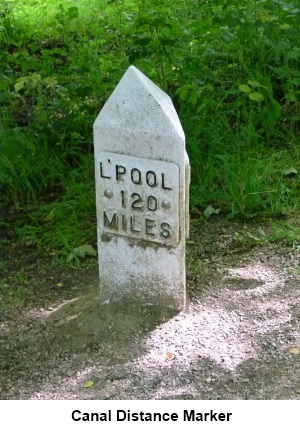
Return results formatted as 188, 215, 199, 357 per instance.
94, 66, 190, 310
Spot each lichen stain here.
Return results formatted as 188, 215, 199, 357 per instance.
100, 233, 176, 250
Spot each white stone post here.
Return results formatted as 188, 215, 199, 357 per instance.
94, 66, 189, 310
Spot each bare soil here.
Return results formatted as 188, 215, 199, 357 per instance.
1, 218, 300, 399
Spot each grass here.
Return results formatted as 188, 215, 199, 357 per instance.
0, 269, 30, 311
0, 0, 300, 261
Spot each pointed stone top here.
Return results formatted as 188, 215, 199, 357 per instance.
94, 66, 184, 143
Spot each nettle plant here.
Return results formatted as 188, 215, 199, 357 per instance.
238, 79, 281, 127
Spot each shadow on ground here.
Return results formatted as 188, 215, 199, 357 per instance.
1, 218, 300, 399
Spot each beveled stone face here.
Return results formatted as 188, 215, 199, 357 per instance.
97, 151, 179, 246
94, 65, 189, 310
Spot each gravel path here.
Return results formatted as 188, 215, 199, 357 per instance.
1, 219, 300, 399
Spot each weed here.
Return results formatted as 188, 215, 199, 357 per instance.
268, 219, 300, 246
0, 268, 30, 310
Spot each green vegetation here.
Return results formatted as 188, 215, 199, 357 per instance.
1, 0, 300, 260
0, 268, 30, 310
